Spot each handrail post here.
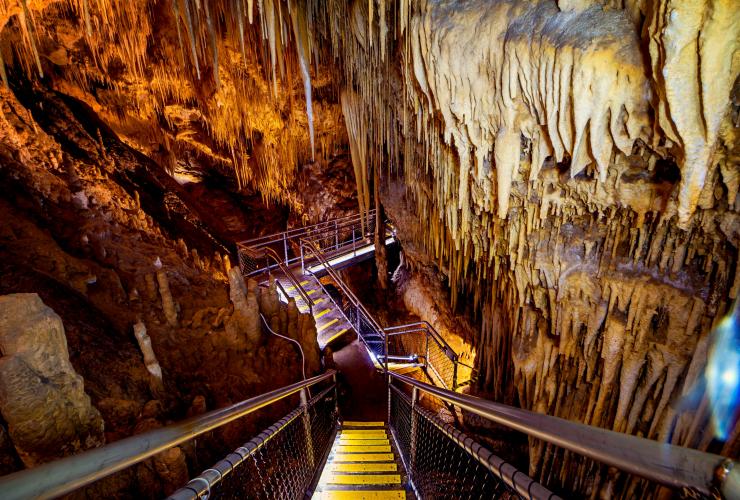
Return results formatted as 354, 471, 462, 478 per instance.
425, 331, 430, 372
300, 388, 315, 469
387, 372, 392, 427
352, 227, 356, 256
452, 355, 458, 391
334, 220, 339, 251
333, 372, 340, 417
283, 233, 288, 263
409, 386, 419, 475
384, 321, 389, 380
301, 242, 306, 275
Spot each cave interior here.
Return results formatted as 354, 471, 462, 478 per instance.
0, 0, 738, 498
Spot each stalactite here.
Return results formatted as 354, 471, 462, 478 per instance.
182, 0, 201, 79
290, 0, 314, 159
0, 43, 7, 88
204, 0, 218, 87
18, 0, 43, 78
341, 90, 370, 231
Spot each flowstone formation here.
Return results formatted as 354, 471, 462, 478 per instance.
308, 0, 739, 496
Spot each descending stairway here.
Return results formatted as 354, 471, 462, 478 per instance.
274, 273, 354, 349
312, 421, 411, 499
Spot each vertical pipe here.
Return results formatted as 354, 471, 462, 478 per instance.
387, 373, 392, 426
452, 355, 458, 390
300, 243, 305, 275
384, 324, 389, 384
283, 233, 288, 264
409, 386, 418, 474
334, 220, 339, 251
332, 373, 340, 418
425, 331, 430, 372
300, 388, 315, 468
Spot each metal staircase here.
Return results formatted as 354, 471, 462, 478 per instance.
0, 212, 737, 500
312, 421, 411, 499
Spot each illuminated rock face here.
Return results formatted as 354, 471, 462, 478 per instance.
377, 1, 740, 494
0, 293, 104, 467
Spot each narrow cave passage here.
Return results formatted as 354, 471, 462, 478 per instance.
0, 1, 738, 499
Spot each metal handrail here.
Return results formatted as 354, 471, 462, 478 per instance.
389, 384, 559, 500
384, 321, 477, 389
237, 210, 377, 248
0, 370, 337, 500
238, 211, 379, 277
389, 372, 739, 497
300, 237, 388, 373
168, 382, 338, 499
263, 246, 314, 315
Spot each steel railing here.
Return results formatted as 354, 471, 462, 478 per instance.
384, 321, 477, 390
169, 381, 338, 499
388, 371, 740, 499
0, 371, 337, 500
300, 237, 390, 373
262, 246, 314, 315
237, 210, 378, 276
389, 380, 558, 499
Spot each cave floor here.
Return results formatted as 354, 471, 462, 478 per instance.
332, 340, 387, 422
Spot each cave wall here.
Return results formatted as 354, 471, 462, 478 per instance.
308, 0, 740, 496
0, 80, 321, 495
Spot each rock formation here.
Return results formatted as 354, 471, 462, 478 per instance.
0, 293, 104, 466
133, 320, 164, 386
0, 0, 736, 497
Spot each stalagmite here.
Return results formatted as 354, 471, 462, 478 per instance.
156, 269, 178, 327
133, 321, 163, 381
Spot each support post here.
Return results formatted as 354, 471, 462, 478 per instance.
452, 355, 459, 390
334, 220, 339, 251
300, 388, 315, 468
409, 386, 418, 474
387, 373, 392, 427
300, 243, 306, 275
283, 233, 288, 264
425, 332, 430, 372
332, 373, 340, 418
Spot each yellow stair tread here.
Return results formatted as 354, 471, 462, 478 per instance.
336, 445, 391, 453
343, 422, 385, 427
315, 491, 406, 499
339, 434, 388, 440
317, 318, 339, 332
338, 439, 389, 446
315, 308, 331, 319
326, 328, 350, 344
329, 463, 397, 472
316, 491, 406, 499
333, 453, 395, 462
324, 474, 401, 485
341, 429, 387, 435
283, 280, 310, 291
